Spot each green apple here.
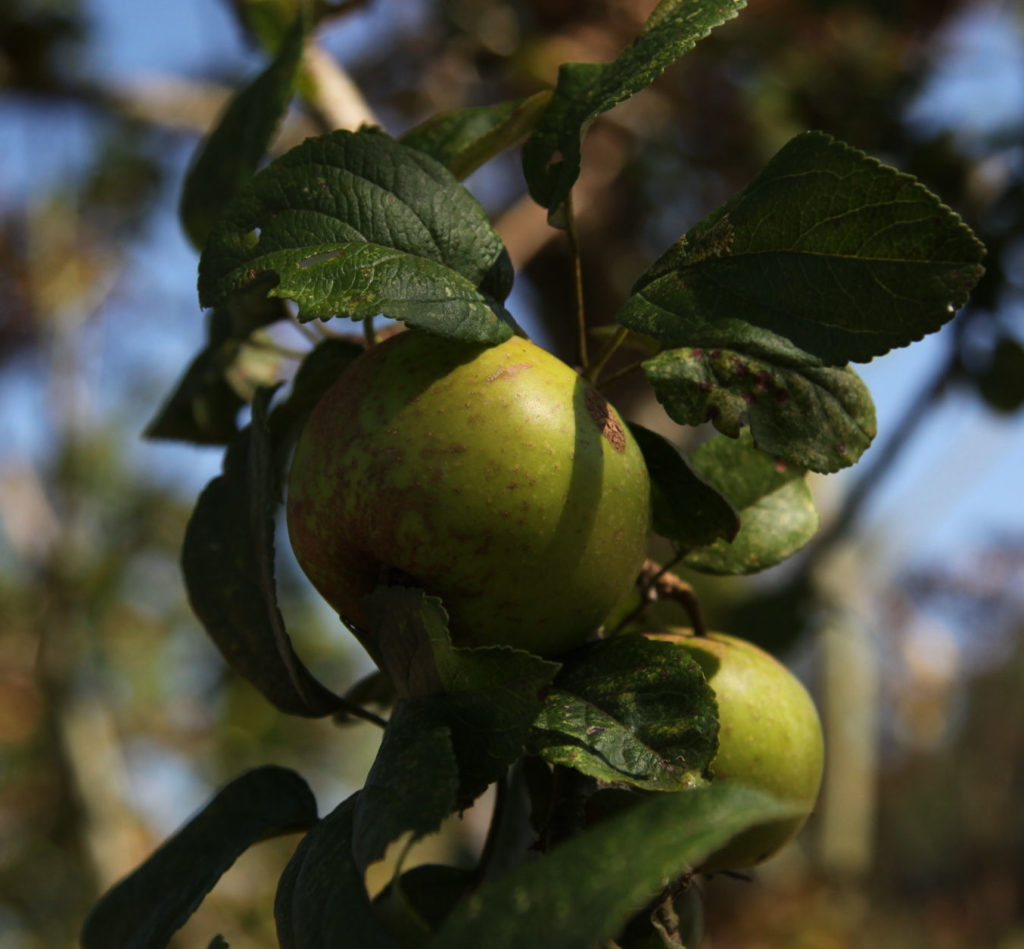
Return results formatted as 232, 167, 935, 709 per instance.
645, 629, 824, 872
286, 330, 651, 657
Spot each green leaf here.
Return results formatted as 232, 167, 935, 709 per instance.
179, 15, 305, 249
625, 131, 987, 365
530, 635, 717, 791
683, 432, 818, 574
82, 767, 317, 949
143, 338, 248, 445
429, 783, 798, 949
627, 423, 739, 548
352, 588, 559, 868
367, 588, 559, 798
352, 697, 460, 872
401, 91, 552, 180
522, 0, 746, 220
182, 388, 345, 716
198, 128, 515, 343
145, 287, 289, 445
276, 794, 401, 949
641, 345, 876, 473
374, 865, 476, 933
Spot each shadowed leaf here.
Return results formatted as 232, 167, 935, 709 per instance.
625, 132, 986, 365
402, 91, 552, 180
182, 388, 345, 716
628, 423, 739, 548
523, 0, 746, 220
82, 767, 317, 949
352, 588, 558, 868
276, 794, 400, 949
429, 783, 798, 949
180, 15, 305, 249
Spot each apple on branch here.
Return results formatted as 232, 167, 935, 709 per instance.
286, 329, 652, 658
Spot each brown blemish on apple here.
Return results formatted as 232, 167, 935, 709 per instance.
584, 387, 626, 453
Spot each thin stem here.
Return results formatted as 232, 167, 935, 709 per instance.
331, 699, 388, 729
583, 326, 629, 385
363, 316, 379, 348
594, 358, 646, 392
564, 191, 588, 368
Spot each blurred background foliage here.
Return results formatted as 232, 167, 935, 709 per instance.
0, 0, 1022, 946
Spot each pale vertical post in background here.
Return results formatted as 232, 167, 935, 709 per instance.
817, 546, 881, 880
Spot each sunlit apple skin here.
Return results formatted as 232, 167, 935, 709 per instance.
645, 630, 825, 872
286, 330, 651, 657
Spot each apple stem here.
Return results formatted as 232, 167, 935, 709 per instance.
626, 557, 709, 637
564, 190, 589, 368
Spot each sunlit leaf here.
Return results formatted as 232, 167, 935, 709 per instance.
641, 345, 876, 473
684, 432, 818, 574
198, 129, 515, 343
530, 635, 717, 791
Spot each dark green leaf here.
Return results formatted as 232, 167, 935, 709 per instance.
182, 389, 345, 717
368, 586, 558, 797
401, 91, 552, 180
683, 432, 818, 574
198, 129, 515, 343
276, 794, 400, 949
627, 423, 739, 548
374, 865, 476, 932
641, 345, 876, 473
352, 588, 558, 867
180, 15, 305, 249
522, 0, 746, 219
82, 767, 316, 949
625, 132, 987, 365
351, 698, 460, 872
429, 783, 798, 949
145, 290, 289, 445
143, 339, 247, 445
213, 241, 515, 343
530, 635, 717, 791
